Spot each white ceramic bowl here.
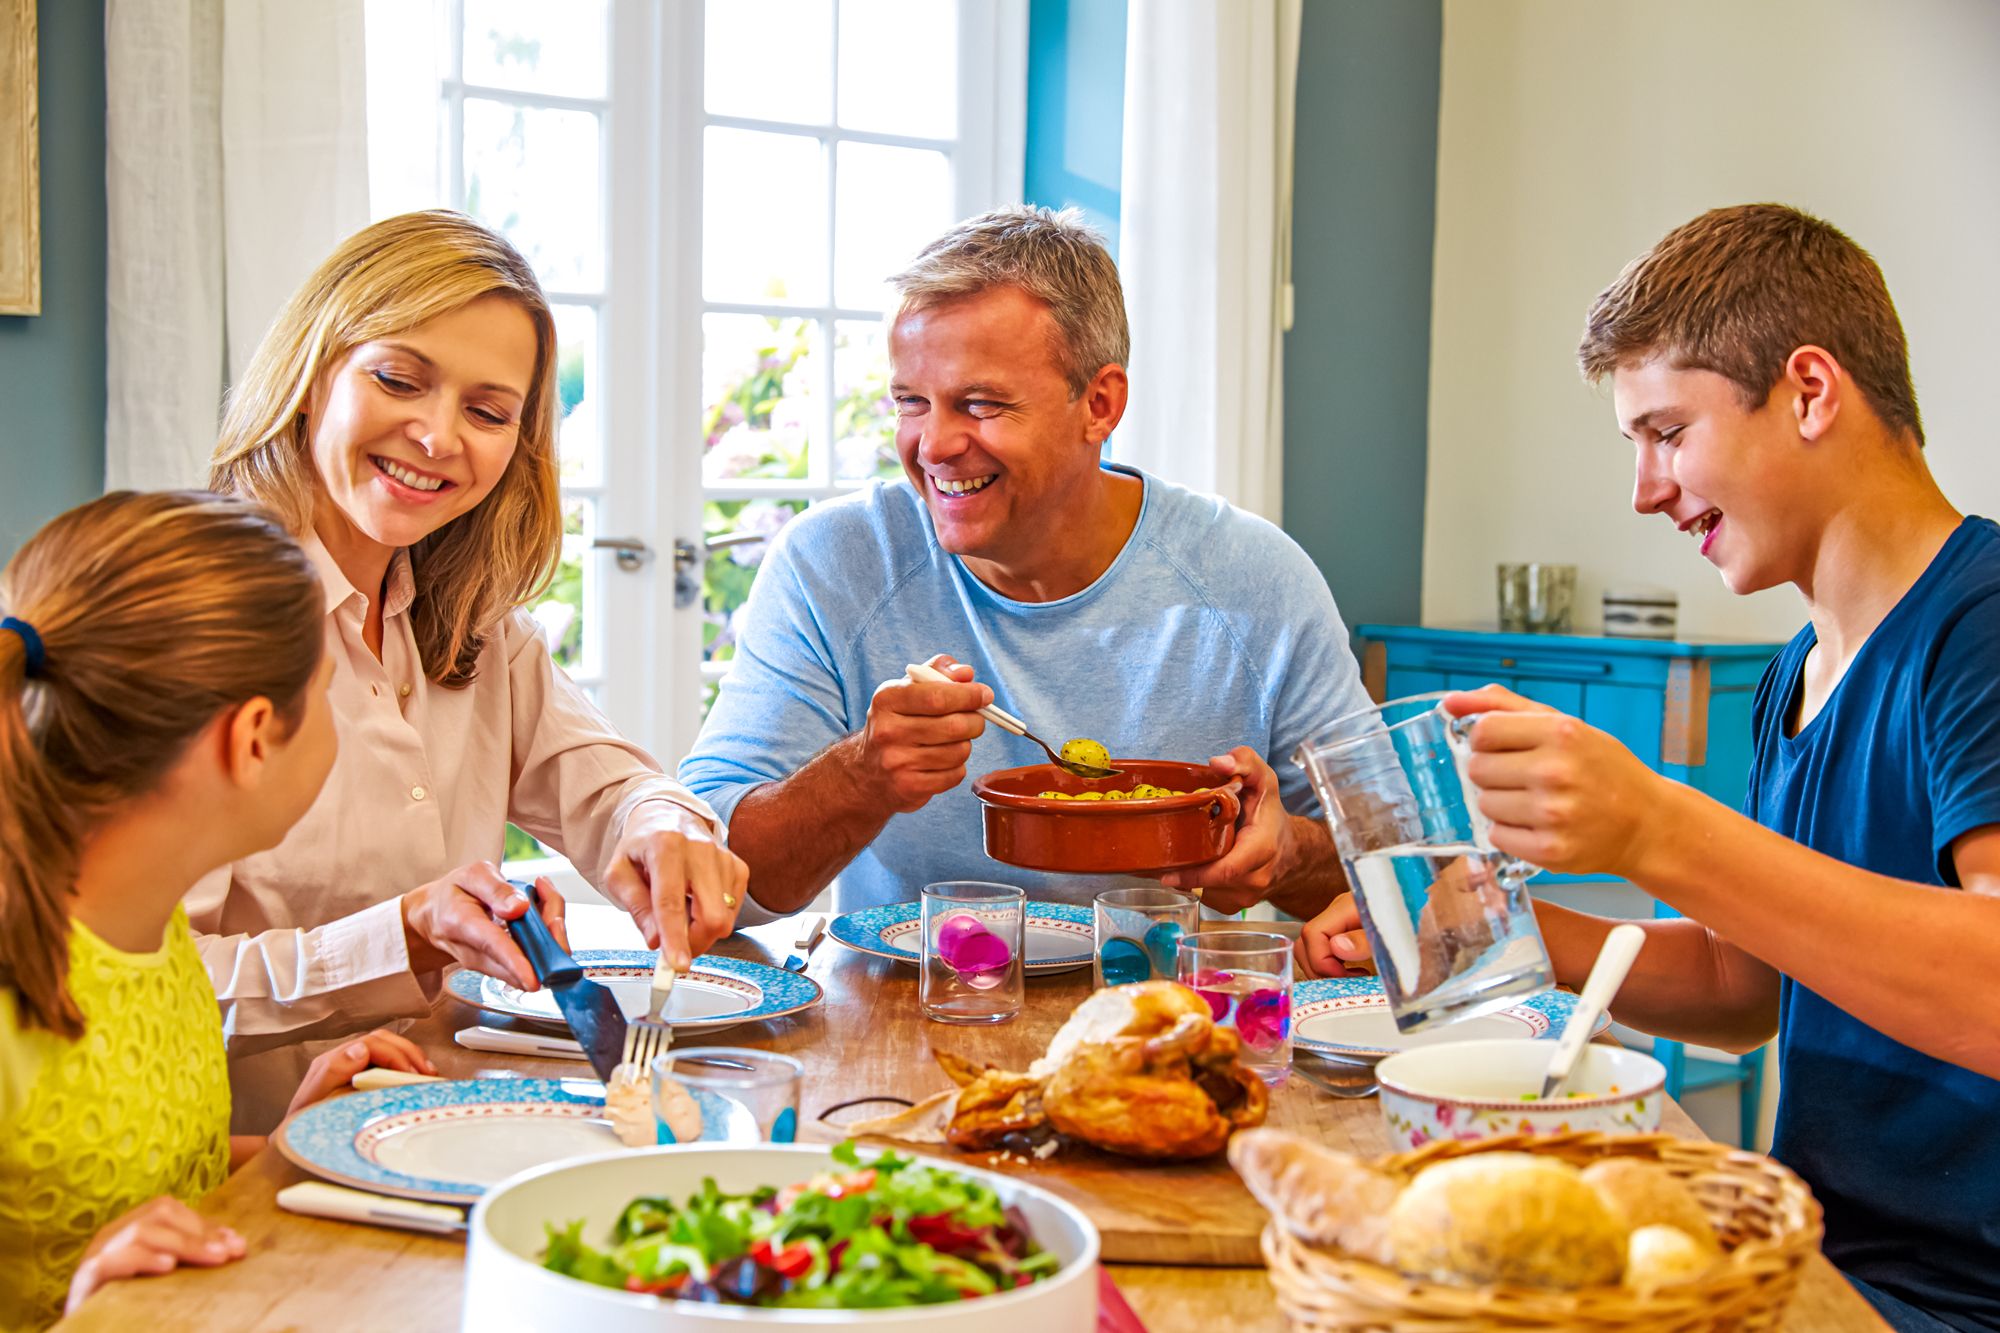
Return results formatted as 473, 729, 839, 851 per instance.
463, 1144, 1100, 1332
1376, 1039, 1665, 1152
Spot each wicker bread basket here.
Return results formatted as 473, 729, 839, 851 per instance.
1261, 1132, 1824, 1332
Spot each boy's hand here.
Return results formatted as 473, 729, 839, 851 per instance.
65, 1196, 246, 1314
286, 1029, 436, 1117
1444, 685, 1666, 878
1295, 891, 1374, 978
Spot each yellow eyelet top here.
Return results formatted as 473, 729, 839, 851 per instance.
0, 908, 230, 1331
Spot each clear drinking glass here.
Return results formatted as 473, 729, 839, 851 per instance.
1094, 887, 1201, 988
1294, 693, 1555, 1032
1176, 930, 1293, 1085
652, 1047, 803, 1144
920, 882, 1025, 1024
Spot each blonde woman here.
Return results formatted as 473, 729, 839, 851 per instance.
197, 211, 747, 1130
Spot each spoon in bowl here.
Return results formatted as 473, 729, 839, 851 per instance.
905, 660, 1120, 779
1541, 922, 1646, 1099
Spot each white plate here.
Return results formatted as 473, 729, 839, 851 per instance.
828, 901, 1094, 975
1291, 976, 1609, 1061
274, 1077, 734, 1206
445, 951, 821, 1035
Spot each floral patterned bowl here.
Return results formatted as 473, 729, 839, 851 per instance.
1376, 1039, 1664, 1152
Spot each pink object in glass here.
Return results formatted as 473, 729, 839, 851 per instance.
937, 912, 1013, 975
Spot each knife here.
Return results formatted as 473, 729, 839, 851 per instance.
784, 914, 826, 974
502, 878, 629, 1082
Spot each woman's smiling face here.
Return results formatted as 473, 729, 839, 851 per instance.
306, 293, 540, 552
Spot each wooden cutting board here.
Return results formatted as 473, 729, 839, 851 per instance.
781, 937, 1389, 1267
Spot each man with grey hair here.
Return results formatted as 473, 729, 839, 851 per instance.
681, 206, 1372, 918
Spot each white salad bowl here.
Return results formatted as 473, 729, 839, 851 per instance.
1376, 1038, 1666, 1152
462, 1143, 1101, 1332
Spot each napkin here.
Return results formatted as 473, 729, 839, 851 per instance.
1097, 1268, 1150, 1332
276, 1182, 465, 1235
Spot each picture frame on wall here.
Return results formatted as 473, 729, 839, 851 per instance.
1, 0, 39, 317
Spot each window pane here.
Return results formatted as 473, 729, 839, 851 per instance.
704, 498, 807, 663
704, 0, 833, 124
552, 303, 599, 484
837, 0, 956, 139
464, 98, 604, 290
533, 499, 592, 674
703, 314, 822, 485
703, 127, 827, 305
462, 0, 608, 98
834, 141, 952, 311
834, 319, 901, 483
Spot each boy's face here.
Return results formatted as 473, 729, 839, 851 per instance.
1613, 359, 1810, 596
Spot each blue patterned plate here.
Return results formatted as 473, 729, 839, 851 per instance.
828, 901, 1094, 974
273, 1077, 732, 1205
445, 951, 821, 1034
1292, 976, 1612, 1061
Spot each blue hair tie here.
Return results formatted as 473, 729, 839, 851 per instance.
2, 616, 45, 678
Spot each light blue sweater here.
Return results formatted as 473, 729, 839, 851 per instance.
680, 465, 1371, 914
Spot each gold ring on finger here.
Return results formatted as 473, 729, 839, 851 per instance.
722, 892, 738, 908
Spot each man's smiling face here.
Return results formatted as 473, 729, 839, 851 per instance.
888, 285, 1105, 572
1615, 357, 1811, 596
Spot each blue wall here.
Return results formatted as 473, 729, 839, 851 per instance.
1023, 0, 1125, 247
0, 0, 105, 557
1281, 1, 1442, 631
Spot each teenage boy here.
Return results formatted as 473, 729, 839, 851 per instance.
1298, 204, 2000, 1333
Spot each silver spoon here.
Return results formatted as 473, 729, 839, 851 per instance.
905, 661, 1120, 778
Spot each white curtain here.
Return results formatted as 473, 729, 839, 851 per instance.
1114, 0, 1302, 525
106, 0, 369, 490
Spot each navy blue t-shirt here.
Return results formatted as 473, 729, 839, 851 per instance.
1748, 517, 2000, 1332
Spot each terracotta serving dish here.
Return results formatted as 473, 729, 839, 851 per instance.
971, 760, 1241, 875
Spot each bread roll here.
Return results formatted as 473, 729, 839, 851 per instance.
1227, 1129, 1398, 1264
1388, 1153, 1626, 1288
1582, 1159, 1720, 1251
1624, 1224, 1719, 1292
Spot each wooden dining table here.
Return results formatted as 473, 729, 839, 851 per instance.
57, 907, 1886, 1331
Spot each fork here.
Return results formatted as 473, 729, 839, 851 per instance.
904, 661, 1119, 778
621, 953, 678, 1074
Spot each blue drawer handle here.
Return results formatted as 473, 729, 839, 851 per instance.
1422, 655, 1614, 680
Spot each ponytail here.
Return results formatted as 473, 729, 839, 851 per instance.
0, 628, 84, 1037
0, 491, 323, 1037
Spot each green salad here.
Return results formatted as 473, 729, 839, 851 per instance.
541, 1141, 1062, 1308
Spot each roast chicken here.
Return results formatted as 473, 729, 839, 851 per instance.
937, 980, 1269, 1160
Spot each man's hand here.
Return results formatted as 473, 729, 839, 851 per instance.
65, 1197, 246, 1314
1295, 891, 1374, 978
286, 1029, 436, 1116
854, 654, 991, 813
401, 863, 568, 990
1158, 747, 1297, 912
603, 803, 749, 971
1445, 685, 1667, 878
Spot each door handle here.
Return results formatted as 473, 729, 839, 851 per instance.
590, 536, 653, 572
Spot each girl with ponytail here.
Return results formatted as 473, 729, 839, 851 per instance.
0, 491, 430, 1330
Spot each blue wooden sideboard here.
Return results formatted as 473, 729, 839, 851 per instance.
1353, 623, 1788, 1144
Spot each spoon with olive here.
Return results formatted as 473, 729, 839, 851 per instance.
905, 660, 1120, 779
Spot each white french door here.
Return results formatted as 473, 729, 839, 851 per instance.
366, 0, 1025, 823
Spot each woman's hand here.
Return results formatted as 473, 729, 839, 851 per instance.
65, 1196, 246, 1314
604, 803, 749, 970
1295, 892, 1374, 978
285, 1029, 436, 1117
401, 863, 568, 989
1443, 685, 1667, 878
